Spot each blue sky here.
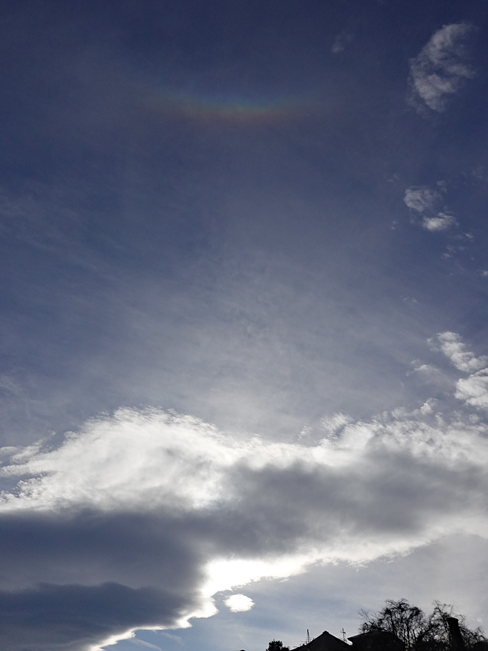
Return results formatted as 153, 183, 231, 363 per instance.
1, 1, 488, 650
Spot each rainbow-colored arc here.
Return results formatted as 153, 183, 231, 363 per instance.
141, 87, 314, 125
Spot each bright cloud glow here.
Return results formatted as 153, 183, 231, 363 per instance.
224, 594, 255, 612
1, 333, 488, 650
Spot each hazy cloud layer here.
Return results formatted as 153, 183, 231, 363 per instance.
1, 332, 488, 650
409, 23, 476, 112
331, 32, 353, 54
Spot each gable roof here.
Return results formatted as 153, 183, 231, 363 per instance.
293, 630, 351, 651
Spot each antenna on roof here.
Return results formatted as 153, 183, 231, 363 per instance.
306, 629, 311, 645
342, 629, 347, 642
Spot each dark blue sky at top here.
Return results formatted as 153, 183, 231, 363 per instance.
1, 3, 488, 650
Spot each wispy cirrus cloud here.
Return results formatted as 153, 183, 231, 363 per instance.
409, 23, 476, 112
331, 31, 353, 54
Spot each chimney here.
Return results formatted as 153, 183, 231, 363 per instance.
447, 618, 465, 651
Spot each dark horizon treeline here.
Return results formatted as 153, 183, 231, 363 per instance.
264, 599, 488, 651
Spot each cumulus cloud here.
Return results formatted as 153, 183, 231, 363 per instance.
409, 23, 476, 112
404, 185, 457, 232
422, 212, 456, 232
224, 594, 254, 612
432, 331, 488, 412
433, 331, 488, 373
404, 186, 443, 213
1, 375, 488, 650
456, 370, 488, 410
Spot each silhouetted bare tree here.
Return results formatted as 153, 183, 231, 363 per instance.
417, 602, 486, 651
360, 598, 426, 651
359, 599, 486, 651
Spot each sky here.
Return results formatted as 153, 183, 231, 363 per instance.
1, 1, 488, 650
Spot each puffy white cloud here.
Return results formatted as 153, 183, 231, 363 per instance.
224, 594, 254, 612
404, 186, 443, 213
409, 23, 476, 112
455, 371, 488, 410
404, 185, 457, 233
422, 212, 456, 232
432, 332, 488, 412
434, 331, 488, 373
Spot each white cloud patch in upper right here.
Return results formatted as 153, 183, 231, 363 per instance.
404, 184, 457, 232
434, 331, 488, 373
409, 23, 476, 112
433, 331, 488, 411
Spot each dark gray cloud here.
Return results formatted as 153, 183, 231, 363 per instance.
0, 582, 186, 651
1, 354, 488, 650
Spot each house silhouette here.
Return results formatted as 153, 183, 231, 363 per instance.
293, 629, 405, 651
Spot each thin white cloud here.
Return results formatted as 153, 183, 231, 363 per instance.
224, 594, 254, 612
408, 360, 439, 376
404, 185, 457, 232
409, 23, 476, 112
404, 186, 443, 213
331, 32, 353, 54
320, 413, 353, 436
422, 212, 456, 232
130, 639, 163, 650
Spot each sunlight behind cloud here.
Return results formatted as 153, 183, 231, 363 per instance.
224, 594, 255, 613
0, 334, 487, 649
